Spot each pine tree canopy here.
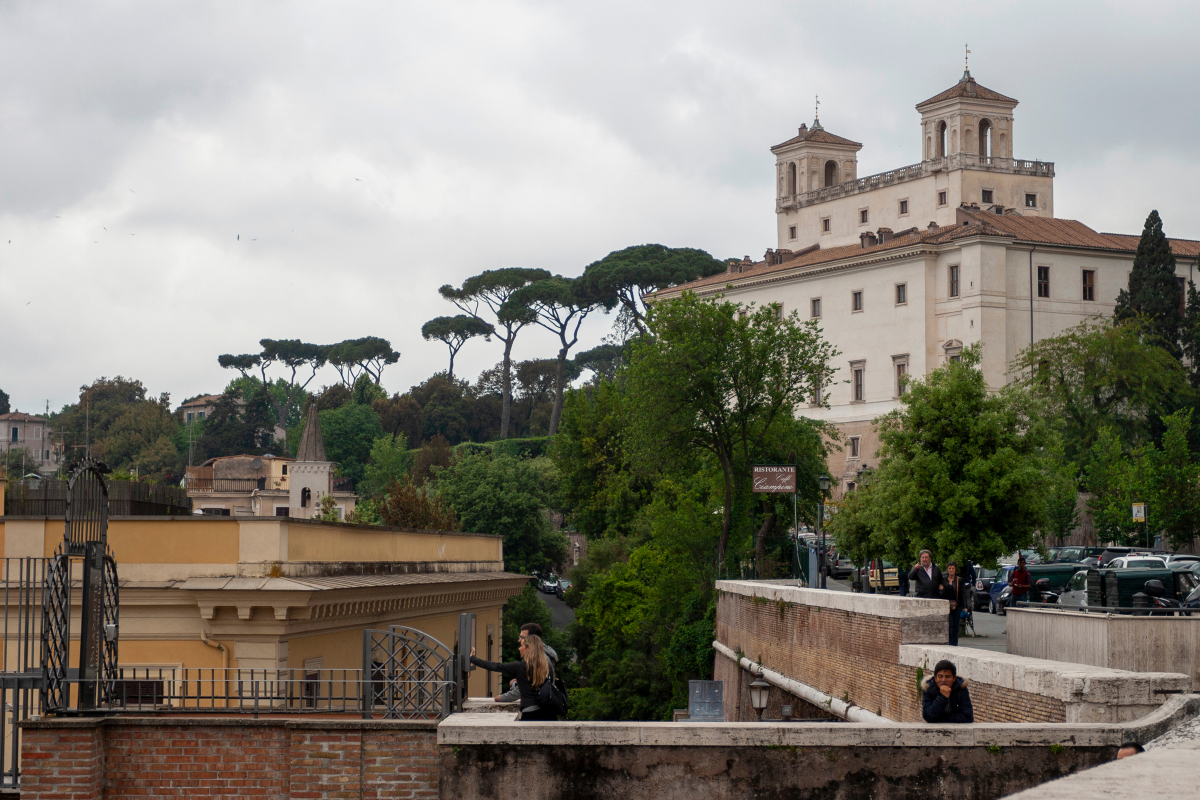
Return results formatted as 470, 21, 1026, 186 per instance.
1114, 209, 1182, 356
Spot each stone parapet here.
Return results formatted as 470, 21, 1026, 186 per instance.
901, 645, 1191, 723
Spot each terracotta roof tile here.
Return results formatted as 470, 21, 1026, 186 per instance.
916, 75, 1017, 109
653, 212, 1200, 298
771, 125, 862, 151
0, 412, 46, 422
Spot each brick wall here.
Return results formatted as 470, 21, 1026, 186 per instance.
716, 582, 1080, 723
20, 718, 439, 800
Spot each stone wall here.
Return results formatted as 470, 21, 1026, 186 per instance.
20, 717, 439, 799
1007, 608, 1200, 691
716, 580, 1191, 724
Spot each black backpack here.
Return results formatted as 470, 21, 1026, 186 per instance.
537, 663, 569, 718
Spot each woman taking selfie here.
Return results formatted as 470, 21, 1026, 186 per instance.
470, 634, 558, 721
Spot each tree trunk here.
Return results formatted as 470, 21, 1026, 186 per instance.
500, 335, 514, 439
718, 450, 733, 562
755, 499, 772, 562
548, 346, 568, 435
447, 347, 456, 381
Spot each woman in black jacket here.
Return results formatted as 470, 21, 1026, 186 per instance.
942, 562, 968, 646
470, 634, 558, 721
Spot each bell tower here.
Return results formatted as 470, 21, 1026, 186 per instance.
915, 65, 1018, 162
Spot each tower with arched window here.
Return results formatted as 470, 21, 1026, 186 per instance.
917, 68, 1017, 160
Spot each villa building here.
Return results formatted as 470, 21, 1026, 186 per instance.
654, 68, 1200, 496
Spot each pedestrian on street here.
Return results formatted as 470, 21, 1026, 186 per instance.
495, 623, 558, 702
1008, 557, 1031, 610
942, 563, 967, 646
471, 634, 558, 721
908, 550, 943, 599
921, 659, 974, 723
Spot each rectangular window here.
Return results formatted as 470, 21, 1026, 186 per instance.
949, 265, 960, 298
895, 362, 908, 396
811, 374, 823, 406
849, 437, 861, 458
275, 507, 290, 517
852, 366, 865, 402
1037, 266, 1050, 298
772, 303, 783, 320
896, 283, 907, 305
938, 191, 947, 206
197, 411, 205, 420
860, 209, 869, 224
899, 199, 909, 215
282, 464, 288, 476
10, 428, 16, 443
982, 189, 994, 204
788, 225, 797, 240
811, 298, 821, 318
44, 450, 50, 460
821, 217, 830, 233
186, 412, 194, 423
851, 290, 863, 311
1082, 269, 1095, 301
1025, 193, 1037, 208
1177, 276, 1187, 314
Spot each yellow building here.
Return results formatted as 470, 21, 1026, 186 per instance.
0, 514, 526, 698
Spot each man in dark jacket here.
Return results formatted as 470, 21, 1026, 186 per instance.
908, 550, 943, 599
922, 659, 974, 723
495, 623, 558, 702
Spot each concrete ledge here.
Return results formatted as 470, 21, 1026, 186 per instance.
717, 579, 947, 619
900, 645, 1191, 722
437, 693, 1200, 748
1004, 738, 1200, 799
462, 698, 521, 714
23, 715, 440, 731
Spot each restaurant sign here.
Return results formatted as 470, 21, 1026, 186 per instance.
752, 465, 797, 494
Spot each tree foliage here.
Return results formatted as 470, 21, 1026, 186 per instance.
318, 403, 384, 486
626, 292, 838, 559
577, 245, 725, 335
421, 315, 493, 380
218, 339, 328, 436
378, 475, 459, 531
439, 268, 551, 439
830, 345, 1055, 568
327, 337, 401, 386
1114, 210, 1182, 356
360, 433, 413, 499
0, 388, 9, 415
434, 452, 567, 575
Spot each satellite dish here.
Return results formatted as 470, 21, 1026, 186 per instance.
250, 457, 262, 470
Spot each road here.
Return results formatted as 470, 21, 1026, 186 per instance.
538, 589, 575, 631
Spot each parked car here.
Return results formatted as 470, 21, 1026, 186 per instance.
1059, 569, 1089, 608
1097, 547, 1139, 567
989, 563, 1079, 614
555, 578, 573, 599
539, 574, 559, 593
852, 559, 899, 593
829, 551, 855, 579
973, 567, 999, 611
1052, 546, 1105, 564
1108, 556, 1168, 569
1162, 554, 1200, 568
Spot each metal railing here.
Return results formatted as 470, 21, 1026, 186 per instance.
0, 558, 49, 789
4, 479, 190, 516
183, 477, 264, 493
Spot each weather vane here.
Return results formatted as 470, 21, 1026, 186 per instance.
965, 44, 971, 70
815, 94, 820, 122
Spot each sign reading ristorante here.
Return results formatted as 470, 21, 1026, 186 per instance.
751, 465, 797, 493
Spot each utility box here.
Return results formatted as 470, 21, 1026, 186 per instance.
688, 680, 724, 722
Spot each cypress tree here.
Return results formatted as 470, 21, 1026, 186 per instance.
1114, 210, 1182, 357
1182, 281, 1200, 389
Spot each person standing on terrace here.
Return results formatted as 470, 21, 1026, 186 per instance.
471, 634, 558, 721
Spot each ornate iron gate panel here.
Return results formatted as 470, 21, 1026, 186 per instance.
39, 458, 120, 715
362, 626, 458, 719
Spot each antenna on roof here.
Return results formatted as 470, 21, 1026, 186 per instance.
812, 94, 823, 130
965, 44, 970, 70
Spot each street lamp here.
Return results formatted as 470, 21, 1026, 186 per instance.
749, 671, 771, 720
817, 474, 830, 589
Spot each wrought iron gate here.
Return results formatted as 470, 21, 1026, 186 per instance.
40, 459, 120, 715
362, 614, 475, 720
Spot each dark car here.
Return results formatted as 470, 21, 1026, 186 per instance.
555, 578, 573, 599
1052, 546, 1105, 564
989, 565, 1016, 614
1097, 547, 1139, 567
973, 567, 999, 611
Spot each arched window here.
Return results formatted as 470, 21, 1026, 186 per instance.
787, 162, 797, 195
978, 119, 992, 159
301, 487, 311, 508
824, 160, 838, 187
937, 121, 947, 157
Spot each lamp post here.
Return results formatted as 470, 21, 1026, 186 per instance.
817, 474, 830, 589
749, 671, 771, 720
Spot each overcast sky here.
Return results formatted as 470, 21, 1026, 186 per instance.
3, 1, 1199, 415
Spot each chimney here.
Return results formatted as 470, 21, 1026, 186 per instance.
876, 227, 894, 244
928, 221, 940, 231
860, 231, 877, 249
798, 123, 808, 134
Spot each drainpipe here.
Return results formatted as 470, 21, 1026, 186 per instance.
1029, 245, 1036, 356
713, 641, 896, 724
201, 630, 229, 670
